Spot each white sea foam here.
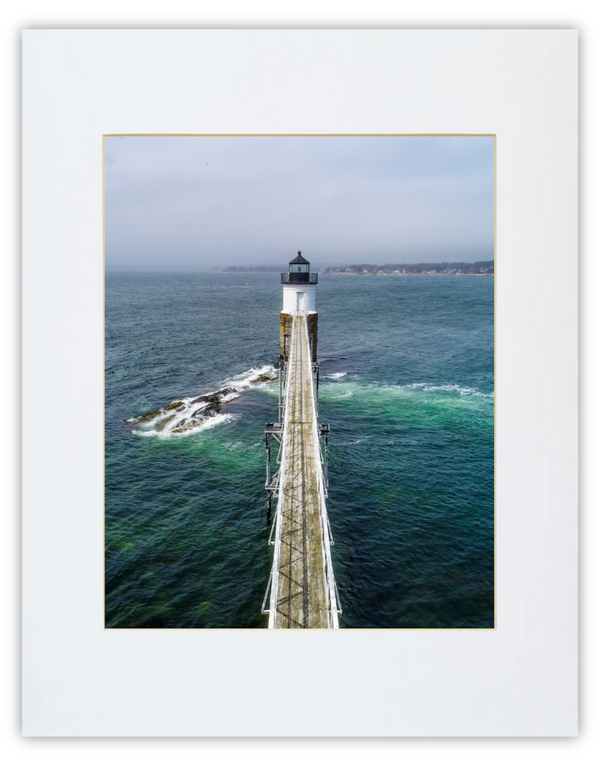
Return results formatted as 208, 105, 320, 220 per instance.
134, 413, 237, 439
319, 378, 493, 405
325, 372, 347, 379
225, 364, 278, 389
128, 364, 278, 438
329, 390, 354, 399
405, 383, 494, 398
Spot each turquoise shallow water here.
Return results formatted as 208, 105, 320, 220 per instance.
105, 272, 494, 628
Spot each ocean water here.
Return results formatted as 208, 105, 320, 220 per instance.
105, 272, 494, 629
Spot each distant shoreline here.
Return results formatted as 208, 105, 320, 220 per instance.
220, 260, 494, 276
216, 270, 494, 276
323, 271, 493, 276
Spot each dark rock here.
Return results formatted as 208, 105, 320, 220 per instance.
190, 389, 229, 405
190, 394, 211, 405
154, 414, 177, 431
216, 386, 236, 397
164, 401, 185, 411
135, 408, 163, 422
171, 420, 201, 434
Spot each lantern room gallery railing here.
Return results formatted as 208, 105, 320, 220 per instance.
281, 273, 319, 284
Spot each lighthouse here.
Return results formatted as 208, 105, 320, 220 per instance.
280, 252, 318, 362
265, 252, 339, 627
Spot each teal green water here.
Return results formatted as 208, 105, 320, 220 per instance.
105, 272, 494, 628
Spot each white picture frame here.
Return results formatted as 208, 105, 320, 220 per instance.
22, 29, 577, 736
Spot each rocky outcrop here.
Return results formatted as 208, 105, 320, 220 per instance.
190, 387, 236, 406
128, 368, 279, 434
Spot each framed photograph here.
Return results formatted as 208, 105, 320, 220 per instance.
104, 133, 495, 632
23, 29, 577, 736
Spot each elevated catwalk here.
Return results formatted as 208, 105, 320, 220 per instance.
263, 312, 340, 629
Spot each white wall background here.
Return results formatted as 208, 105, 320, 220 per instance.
22, 25, 577, 738
4, 1, 595, 763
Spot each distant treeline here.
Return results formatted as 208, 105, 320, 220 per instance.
219, 260, 494, 275
324, 261, 494, 275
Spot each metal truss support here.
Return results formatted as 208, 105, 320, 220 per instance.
319, 422, 330, 495
265, 422, 283, 523
278, 360, 287, 423
312, 361, 320, 405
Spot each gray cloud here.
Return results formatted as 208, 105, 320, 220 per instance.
105, 136, 494, 270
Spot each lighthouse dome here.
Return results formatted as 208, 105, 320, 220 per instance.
289, 251, 310, 266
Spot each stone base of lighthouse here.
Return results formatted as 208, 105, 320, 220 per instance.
280, 311, 318, 363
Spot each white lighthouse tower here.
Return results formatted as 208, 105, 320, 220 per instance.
280, 251, 318, 361
282, 252, 317, 313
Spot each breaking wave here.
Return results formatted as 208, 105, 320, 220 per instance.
404, 383, 494, 398
319, 378, 494, 406
127, 365, 277, 438
134, 413, 238, 439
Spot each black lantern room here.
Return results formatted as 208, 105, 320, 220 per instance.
287, 251, 311, 283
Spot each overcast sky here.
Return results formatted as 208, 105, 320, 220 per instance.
105, 136, 494, 271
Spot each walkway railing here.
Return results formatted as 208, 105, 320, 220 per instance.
262, 311, 340, 628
